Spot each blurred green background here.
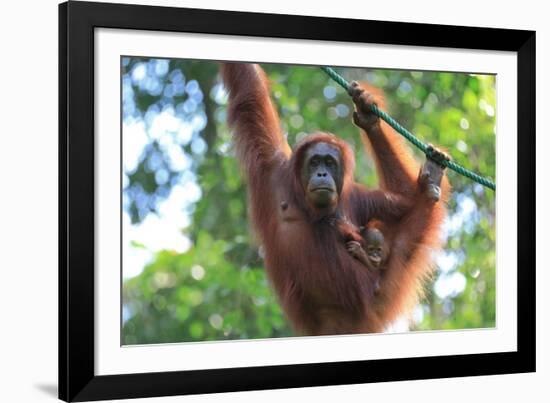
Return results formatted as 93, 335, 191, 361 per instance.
121, 57, 496, 345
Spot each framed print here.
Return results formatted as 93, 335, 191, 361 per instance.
59, 1, 536, 401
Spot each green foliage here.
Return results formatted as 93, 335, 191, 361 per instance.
122, 59, 496, 344
123, 232, 290, 344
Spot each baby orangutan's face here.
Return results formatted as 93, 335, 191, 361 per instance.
365, 229, 385, 268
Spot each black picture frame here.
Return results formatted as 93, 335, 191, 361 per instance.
59, 1, 536, 401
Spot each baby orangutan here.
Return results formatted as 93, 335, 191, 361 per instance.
347, 223, 387, 271
332, 217, 389, 292
346, 221, 389, 293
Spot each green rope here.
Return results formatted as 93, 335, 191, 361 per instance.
320, 66, 496, 191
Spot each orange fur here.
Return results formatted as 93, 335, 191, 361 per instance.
221, 63, 449, 334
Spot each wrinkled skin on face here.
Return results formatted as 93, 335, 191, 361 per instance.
300, 142, 343, 210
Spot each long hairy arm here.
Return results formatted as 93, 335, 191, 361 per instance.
220, 63, 291, 234
221, 63, 291, 184
350, 81, 420, 199
374, 173, 450, 325
348, 81, 452, 324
